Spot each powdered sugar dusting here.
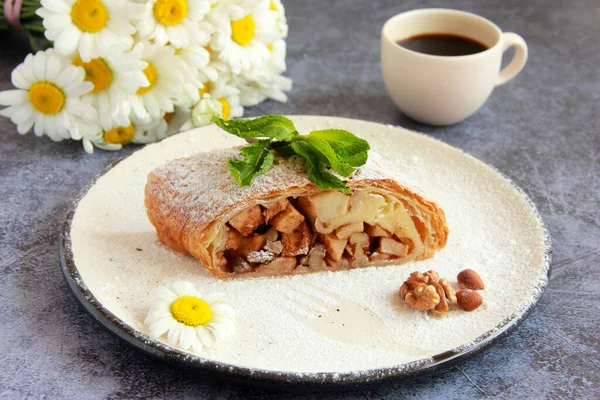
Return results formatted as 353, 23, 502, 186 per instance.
147, 147, 403, 233
69, 116, 549, 374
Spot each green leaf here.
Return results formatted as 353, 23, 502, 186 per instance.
269, 141, 296, 157
291, 140, 352, 194
304, 136, 356, 177
213, 115, 298, 141
227, 140, 275, 186
307, 129, 370, 167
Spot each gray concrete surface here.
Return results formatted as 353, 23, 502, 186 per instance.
1, 0, 598, 398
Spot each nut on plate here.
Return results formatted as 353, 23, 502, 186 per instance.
399, 270, 456, 316
457, 269, 485, 290
456, 289, 484, 311
403, 283, 440, 311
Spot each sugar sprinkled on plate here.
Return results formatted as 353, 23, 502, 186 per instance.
70, 116, 548, 374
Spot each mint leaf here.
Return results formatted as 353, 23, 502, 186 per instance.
291, 140, 352, 194
213, 115, 371, 193
269, 141, 296, 157
227, 140, 275, 186
304, 136, 355, 177
307, 129, 370, 167
213, 115, 298, 141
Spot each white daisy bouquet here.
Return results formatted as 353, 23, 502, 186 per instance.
0, 0, 291, 153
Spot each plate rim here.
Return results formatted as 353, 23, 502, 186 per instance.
59, 115, 553, 387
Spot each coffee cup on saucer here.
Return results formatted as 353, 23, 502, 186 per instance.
381, 9, 528, 126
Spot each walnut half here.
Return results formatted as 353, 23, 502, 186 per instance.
403, 283, 440, 311
399, 270, 457, 316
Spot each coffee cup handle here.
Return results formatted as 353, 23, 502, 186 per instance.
495, 32, 528, 87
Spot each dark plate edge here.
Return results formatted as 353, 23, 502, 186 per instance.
58, 122, 553, 389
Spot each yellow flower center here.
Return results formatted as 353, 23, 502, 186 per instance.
218, 97, 230, 120
137, 63, 158, 95
198, 81, 210, 98
170, 295, 213, 326
28, 82, 65, 115
163, 111, 175, 122
153, 0, 187, 26
231, 14, 255, 46
269, 1, 278, 11
267, 43, 273, 51
204, 44, 212, 53
71, 0, 108, 33
73, 56, 112, 93
104, 124, 135, 144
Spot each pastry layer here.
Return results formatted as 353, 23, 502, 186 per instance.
144, 148, 448, 278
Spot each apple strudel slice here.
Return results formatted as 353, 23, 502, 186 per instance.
144, 148, 448, 278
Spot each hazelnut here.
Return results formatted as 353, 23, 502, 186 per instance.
457, 269, 485, 290
456, 290, 483, 311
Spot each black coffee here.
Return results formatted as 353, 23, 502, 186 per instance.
396, 33, 488, 56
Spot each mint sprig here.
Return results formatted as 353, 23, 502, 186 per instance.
212, 115, 370, 192
227, 139, 275, 186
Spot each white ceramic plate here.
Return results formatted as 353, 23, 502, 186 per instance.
60, 116, 551, 387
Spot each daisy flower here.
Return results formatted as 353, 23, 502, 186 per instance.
131, 115, 169, 144
237, 73, 292, 106
267, 0, 288, 39
236, 39, 291, 106
0, 50, 94, 141
145, 281, 235, 354
210, 0, 277, 74
71, 50, 149, 131
73, 113, 168, 153
161, 106, 190, 136
130, 42, 186, 122
133, 0, 211, 48
180, 95, 221, 130
175, 43, 216, 107
73, 119, 134, 153
265, 38, 287, 73
182, 80, 243, 129
36, 0, 138, 62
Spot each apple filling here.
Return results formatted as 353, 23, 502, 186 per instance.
215, 189, 428, 275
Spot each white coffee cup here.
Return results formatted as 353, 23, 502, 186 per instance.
381, 9, 528, 126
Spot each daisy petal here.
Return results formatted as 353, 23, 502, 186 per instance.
210, 303, 234, 318
169, 281, 196, 297
166, 323, 184, 346
179, 326, 196, 350
64, 81, 94, 97
66, 99, 96, 121
82, 138, 94, 153
11, 69, 32, 89
40, 0, 70, 13
0, 90, 28, 106
56, 65, 81, 88
44, 115, 59, 141
17, 117, 35, 134
55, 26, 81, 56
78, 34, 93, 62
45, 54, 62, 81
43, 14, 71, 30
155, 286, 178, 303
10, 103, 35, 124
32, 51, 46, 81
149, 317, 176, 338
195, 326, 214, 348
191, 339, 204, 354
33, 114, 45, 137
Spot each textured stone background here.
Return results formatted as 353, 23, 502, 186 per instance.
1, 0, 598, 398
